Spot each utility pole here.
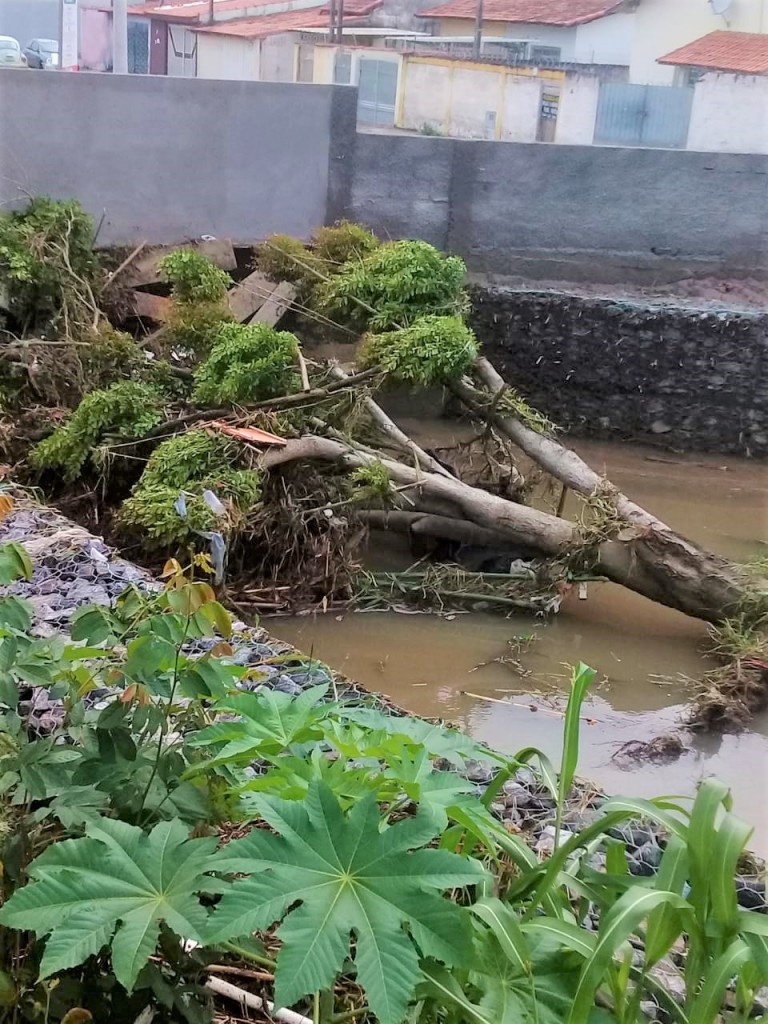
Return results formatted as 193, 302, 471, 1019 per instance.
472, 0, 483, 59
113, 0, 128, 73
208, 0, 215, 23
335, 0, 344, 42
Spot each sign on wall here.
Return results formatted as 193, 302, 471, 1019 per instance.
61, 0, 79, 70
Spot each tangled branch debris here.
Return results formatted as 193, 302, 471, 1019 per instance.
2, 201, 766, 725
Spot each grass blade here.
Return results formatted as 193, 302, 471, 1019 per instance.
471, 898, 530, 975
687, 939, 751, 1024
555, 663, 596, 846
566, 889, 688, 1024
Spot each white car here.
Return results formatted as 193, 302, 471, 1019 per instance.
0, 36, 27, 67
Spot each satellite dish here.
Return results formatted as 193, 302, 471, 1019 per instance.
709, 0, 731, 14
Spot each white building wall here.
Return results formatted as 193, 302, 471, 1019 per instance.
196, 34, 260, 79
629, 0, 767, 84
687, 73, 768, 153
399, 58, 541, 140
400, 59, 449, 132
500, 75, 542, 141
554, 73, 600, 144
260, 32, 298, 80
573, 12, 634, 65
500, 23, 577, 60
449, 66, 505, 137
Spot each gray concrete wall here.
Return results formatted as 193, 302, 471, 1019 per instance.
1, 70, 767, 283
0, 70, 357, 245
336, 134, 768, 284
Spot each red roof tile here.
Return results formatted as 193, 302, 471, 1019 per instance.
191, 1, 378, 35
131, 0, 378, 24
416, 0, 623, 26
658, 30, 768, 75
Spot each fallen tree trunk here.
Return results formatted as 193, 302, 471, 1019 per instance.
261, 434, 757, 625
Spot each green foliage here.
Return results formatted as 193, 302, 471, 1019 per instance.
206, 782, 484, 1024
159, 250, 234, 356
0, 536, 765, 1024
167, 299, 234, 357
311, 221, 380, 270
497, 386, 556, 435
0, 198, 97, 330
29, 381, 163, 481
350, 460, 392, 504
255, 233, 317, 285
0, 817, 223, 991
120, 430, 262, 546
359, 315, 479, 387
140, 430, 235, 491
159, 250, 231, 304
79, 323, 147, 389
316, 239, 468, 331
192, 322, 299, 406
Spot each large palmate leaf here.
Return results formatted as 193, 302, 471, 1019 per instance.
206, 781, 484, 1024
186, 684, 331, 770
0, 816, 224, 991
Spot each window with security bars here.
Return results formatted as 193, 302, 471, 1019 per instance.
529, 45, 561, 64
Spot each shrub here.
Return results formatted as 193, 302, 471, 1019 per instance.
0, 197, 97, 331
120, 429, 261, 545
140, 429, 236, 490
316, 239, 468, 331
30, 380, 163, 481
160, 249, 233, 356
311, 221, 380, 271
256, 233, 317, 286
193, 322, 299, 406
159, 249, 231, 304
120, 470, 261, 545
358, 315, 479, 386
79, 323, 146, 388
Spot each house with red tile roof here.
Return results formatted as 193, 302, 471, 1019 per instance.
115, 0, 383, 76
413, 0, 635, 66
656, 30, 768, 155
658, 30, 768, 78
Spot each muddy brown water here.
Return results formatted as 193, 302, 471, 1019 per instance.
271, 417, 768, 853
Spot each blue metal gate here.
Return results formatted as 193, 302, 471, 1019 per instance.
357, 58, 398, 127
594, 83, 693, 149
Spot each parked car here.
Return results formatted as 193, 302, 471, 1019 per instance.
23, 38, 59, 69
0, 36, 26, 67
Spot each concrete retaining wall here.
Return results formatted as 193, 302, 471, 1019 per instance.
0, 70, 357, 245
338, 133, 768, 283
1, 69, 766, 282
471, 288, 768, 455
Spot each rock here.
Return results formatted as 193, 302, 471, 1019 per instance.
608, 824, 657, 851
273, 675, 303, 696
629, 841, 664, 877
464, 759, 493, 785
650, 420, 673, 434
502, 780, 532, 807
735, 876, 766, 912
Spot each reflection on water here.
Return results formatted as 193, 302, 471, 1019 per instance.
270, 433, 768, 853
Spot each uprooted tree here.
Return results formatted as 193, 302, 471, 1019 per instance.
1, 199, 766, 723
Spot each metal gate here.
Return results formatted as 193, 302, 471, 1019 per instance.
594, 83, 693, 149
128, 20, 149, 74
357, 58, 398, 127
